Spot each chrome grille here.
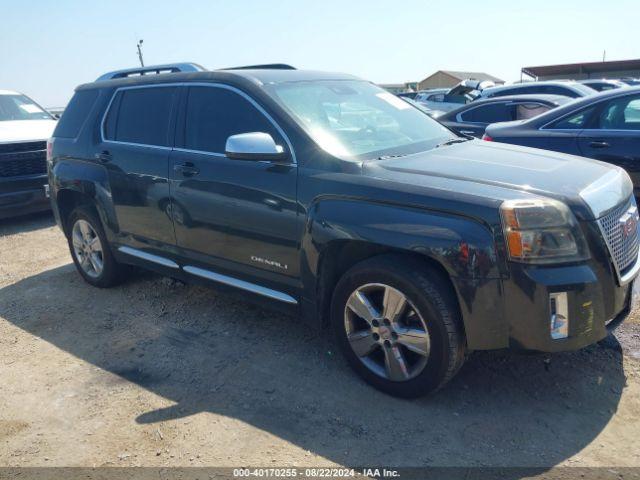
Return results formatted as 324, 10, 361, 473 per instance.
597, 197, 640, 275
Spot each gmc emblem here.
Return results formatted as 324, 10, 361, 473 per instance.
620, 206, 639, 238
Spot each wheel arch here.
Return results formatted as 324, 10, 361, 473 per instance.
50, 160, 117, 237
56, 189, 98, 234
301, 197, 507, 350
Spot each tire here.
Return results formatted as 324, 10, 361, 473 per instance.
330, 254, 466, 398
66, 205, 128, 288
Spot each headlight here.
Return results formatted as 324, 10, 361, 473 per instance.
500, 198, 589, 264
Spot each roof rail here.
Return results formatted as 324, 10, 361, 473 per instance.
220, 63, 296, 71
96, 63, 207, 82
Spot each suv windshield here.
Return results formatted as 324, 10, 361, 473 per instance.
267, 80, 452, 159
0, 94, 52, 122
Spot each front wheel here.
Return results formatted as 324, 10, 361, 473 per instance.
331, 255, 466, 398
66, 206, 128, 288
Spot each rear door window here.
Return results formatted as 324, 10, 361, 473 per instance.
515, 103, 552, 120
460, 102, 512, 123
182, 86, 283, 154
105, 87, 177, 146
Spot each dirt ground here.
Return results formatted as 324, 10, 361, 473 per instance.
1, 212, 639, 471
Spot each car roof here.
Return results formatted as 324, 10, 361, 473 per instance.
0, 89, 20, 95
482, 81, 584, 92
77, 69, 361, 91
506, 85, 640, 126
580, 78, 624, 83
471, 94, 572, 104
439, 94, 572, 120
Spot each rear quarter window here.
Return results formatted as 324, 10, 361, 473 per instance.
53, 90, 99, 138
547, 107, 596, 129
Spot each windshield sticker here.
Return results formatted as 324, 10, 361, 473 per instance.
19, 104, 42, 114
375, 92, 411, 110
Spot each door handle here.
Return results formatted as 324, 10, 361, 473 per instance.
173, 162, 200, 177
95, 151, 112, 163
589, 141, 610, 149
263, 198, 282, 210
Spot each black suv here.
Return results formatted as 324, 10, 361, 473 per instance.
49, 63, 640, 397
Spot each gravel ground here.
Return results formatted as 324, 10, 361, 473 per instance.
0, 212, 639, 471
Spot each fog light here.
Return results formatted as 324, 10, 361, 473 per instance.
549, 292, 569, 340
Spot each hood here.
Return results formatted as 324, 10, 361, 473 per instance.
363, 140, 631, 220
0, 119, 57, 143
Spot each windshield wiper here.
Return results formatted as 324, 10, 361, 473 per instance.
435, 137, 472, 148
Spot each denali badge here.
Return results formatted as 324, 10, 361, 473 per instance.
250, 256, 288, 270
619, 206, 639, 239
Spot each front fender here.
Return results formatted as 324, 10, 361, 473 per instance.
301, 197, 508, 350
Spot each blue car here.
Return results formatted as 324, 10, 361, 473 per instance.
485, 87, 640, 196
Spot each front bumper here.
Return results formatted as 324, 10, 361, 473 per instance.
0, 175, 50, 219
503, 259, 635, 353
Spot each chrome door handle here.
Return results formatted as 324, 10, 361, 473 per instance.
589, 141, 610, 149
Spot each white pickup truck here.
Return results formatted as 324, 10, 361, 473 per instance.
0, 90, 57, 219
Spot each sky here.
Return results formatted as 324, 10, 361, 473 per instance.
0, 0, 637, 107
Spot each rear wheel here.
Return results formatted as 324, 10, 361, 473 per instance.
66, 206, 128, 287
331, 255, 466, 398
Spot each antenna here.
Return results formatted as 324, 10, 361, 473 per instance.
136, 39, 145, 67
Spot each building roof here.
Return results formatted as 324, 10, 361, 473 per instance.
421, 70, 505, 84
522, 58, 640, 78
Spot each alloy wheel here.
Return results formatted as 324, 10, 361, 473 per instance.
344, 283, 430, 382
72, 219, 104, 278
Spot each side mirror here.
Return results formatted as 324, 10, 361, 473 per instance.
225, 132, 289, 162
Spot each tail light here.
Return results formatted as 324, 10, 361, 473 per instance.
46, 139, 53, 162
482, 134, 493, 142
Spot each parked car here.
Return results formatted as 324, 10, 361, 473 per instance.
415, 79, 495, 113
621, 78, 640, 86
437, 94, 572, 137
0, 90, 57, 219
49, 63, 640, 398
397, 91, 418, 100
401, 97, 443, 118
46, 107, 66, 118
485, 86, 640, 197
579, 79, 627, 92
479, 81, 596, 99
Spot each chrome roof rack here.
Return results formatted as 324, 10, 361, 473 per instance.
96, 63, 207, 82
220, 63, 296, 71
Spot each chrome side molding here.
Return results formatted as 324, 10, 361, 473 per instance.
117, 246, 180, 269
183, 265, 297, 304
117, 247, 297, 304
